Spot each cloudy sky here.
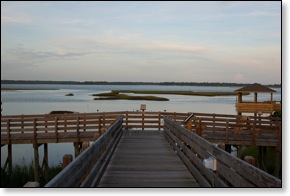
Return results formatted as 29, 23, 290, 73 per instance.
1, 1, 281, 84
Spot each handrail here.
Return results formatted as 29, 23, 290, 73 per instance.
163, 117, 281, 187
45, 115, 123, 187
1, 111, 281, 148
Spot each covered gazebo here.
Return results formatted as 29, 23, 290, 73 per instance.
234, 83, 281, 115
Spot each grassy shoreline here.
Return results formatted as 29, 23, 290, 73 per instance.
92, 90, 249, 101
1, 162, 62, 187
1, 88, 59, 91
93, 92, 169, 101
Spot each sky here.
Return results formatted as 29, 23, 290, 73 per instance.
1, 1, 282, 84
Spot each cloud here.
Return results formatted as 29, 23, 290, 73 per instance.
1, 15, 31, 24
234, 73, 245, 82
249, 10, 280, 16
2, 46, 90, 68
154, 44, 208, 53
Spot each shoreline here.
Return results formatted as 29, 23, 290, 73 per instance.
1, 88, 59, 91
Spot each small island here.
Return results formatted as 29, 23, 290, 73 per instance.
92, 90, 250, 101
92, 92, 169, 101
111, 90, 250, 96
65, 93, 74, 96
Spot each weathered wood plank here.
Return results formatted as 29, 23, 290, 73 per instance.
97, 130, 199, 187
164, 117, 282, 187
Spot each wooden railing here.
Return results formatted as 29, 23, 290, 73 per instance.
45, 116, 123, 187
236, 102, 281, 113
1, 113, 120, 145
186, 113, 281, 149
1, 111, 281, 150
163, 117, 281, 187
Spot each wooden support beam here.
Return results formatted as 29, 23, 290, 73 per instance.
62, 154, 73, 168
274, 149, 281, 179
186, 119, 192, 131
225, 144, 231, 154
244, 156, 255, 166
33, 144, 39, 182
236, 145, 246, 158
8, 144, 12, 179
74, 142, 81, 158
42, 143, 48, 181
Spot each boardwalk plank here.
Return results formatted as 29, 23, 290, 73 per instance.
97, 130, 199, 187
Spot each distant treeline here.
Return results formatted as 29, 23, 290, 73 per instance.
1, 80, 281, 88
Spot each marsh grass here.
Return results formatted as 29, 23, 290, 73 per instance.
1, 161, 62, 187
241, 146, 276, 175
111, 90, 250, 96
92, 92, 169, 101
92, 90, 249, 101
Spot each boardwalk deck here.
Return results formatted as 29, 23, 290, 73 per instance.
97, 130, 199, 187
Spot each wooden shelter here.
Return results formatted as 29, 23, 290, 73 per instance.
235, 83, 281, 115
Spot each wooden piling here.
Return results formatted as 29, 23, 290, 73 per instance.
187, 119, 192, 131
74, 142, 81, 158
8, 144, 12, 179
274, 149, 281, 178
62, 154, 73, 168
236, 145, 246, 158
225, 144, 231, 153
244, 156, 255, 166
42, 143, 48, 181
82, 141, 90, 152
93, 133, 99, 141
33, 144, 39, 182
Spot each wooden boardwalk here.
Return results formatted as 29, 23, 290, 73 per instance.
97, 130, 199, 187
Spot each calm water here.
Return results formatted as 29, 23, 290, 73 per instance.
1, 84, 281, 166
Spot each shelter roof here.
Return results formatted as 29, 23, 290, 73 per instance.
234, 83, 276, 93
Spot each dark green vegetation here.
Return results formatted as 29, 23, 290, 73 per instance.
49, 111, 76, 114
1, 162, 62, 187
93, 92, 169, 101
271, 111, 282, 118
1, 80, 281, 88
111, 90, 250, 96
241, 146, 277, 176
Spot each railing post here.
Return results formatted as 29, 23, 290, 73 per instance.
84, 114, 86, 132
21, 115, 24, 133
98, 116, 102, 132
77, 116, 80, 142
64, 114, 67, 133
252, 118, 256, 145
33, 118, 37, 144
7, 119, 10, 145
158, 112, 161, 131
102, 114, 105, 128
126, 112, 128, 131
198, 118, 202, 136
213, 113, 216, 132
55, 117, 58, 143
142, 111, 144, 131
226, 119, 229, 143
